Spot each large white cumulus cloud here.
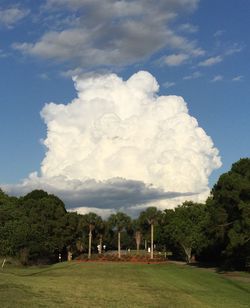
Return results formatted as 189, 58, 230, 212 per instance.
41, 71, 220, 190
6, 71, 221, 214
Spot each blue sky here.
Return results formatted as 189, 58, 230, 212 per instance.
0, 0, 249, 213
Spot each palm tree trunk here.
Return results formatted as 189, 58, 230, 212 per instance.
136, 242, 140, 254
99, 235, 103, 254
88, 229, 92, 259
118, 231, 121, 259
150, 223, 154, 259
135, 231, 141, 255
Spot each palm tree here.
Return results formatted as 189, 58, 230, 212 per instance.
108, 212, 131, 259
132, 219, 142, 255
135, 231, 141, 254
96, 220, 106, 254
139, 207, 161, 259
83, 213, 102, 259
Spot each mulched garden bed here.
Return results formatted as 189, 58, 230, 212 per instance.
74, 253, 168, 264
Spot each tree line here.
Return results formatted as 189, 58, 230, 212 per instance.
0, 158, 249, 270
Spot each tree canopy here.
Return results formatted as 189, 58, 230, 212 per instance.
208, 158, 250, 268
0, 158, 249, 269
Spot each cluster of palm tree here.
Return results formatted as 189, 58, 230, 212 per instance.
83, 207, 162, 260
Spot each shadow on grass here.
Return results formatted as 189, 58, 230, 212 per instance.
185, 261, 250, 294
1, 262, 78, 277
220, 276, 250, 294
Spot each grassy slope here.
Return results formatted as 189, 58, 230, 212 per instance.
0, 261, 250, 307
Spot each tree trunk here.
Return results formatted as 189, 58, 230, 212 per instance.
67, 245, 73, 261
118, 231, 121, 259
150, 223, 154, 260
145, 239, 147, 250
181, 244, 192, 263
67, 250, 72, 261
135, 231, 141, 254
88, 229, 92, 259
136, 241, 140, 254
99, 235, 103, 254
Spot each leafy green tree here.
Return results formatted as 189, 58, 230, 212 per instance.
20, 193, 68, 262
108, 212, 131, 258
0, 190, 26, 257
0, 189, 97, 263
0, 189, 15, 206
63, 211, 85, 258
208, 158, 250, 269
22, 189, 49, 201
164, 202, 210, 263
0, 189, 74, 264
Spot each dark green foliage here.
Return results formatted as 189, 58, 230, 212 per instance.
0, 158, 249, 269
82, 212, 102, 233
207, 158, 250, 269
108, 212, 132, 255
162, 202, 210, 263
138, 207, 162, 245
22, 189, 49, 201
0, 189, 82, 264
108, 212, 132, 232
138, 207, 162, 226
81, 212, 103, 257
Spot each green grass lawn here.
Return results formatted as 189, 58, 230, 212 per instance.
0, 261, 250, 307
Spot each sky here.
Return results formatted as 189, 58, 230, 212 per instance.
0, 0, 249, 216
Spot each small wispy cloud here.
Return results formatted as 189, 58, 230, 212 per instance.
211, 75, 223, 82
183, 71, 202, 80
232, 75, 243, 82
225, 43, 243, 56
178, 23, 198, 33
214, 30, 225, 37
191, 48, 205, 57
0, 49, 8, 58
39, 73, 50, 80
0, 7, 30, 29
164, 53, 189, 66
163, 81, 176, 88
199, 55, 223, 67
60, 67, 84, 78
